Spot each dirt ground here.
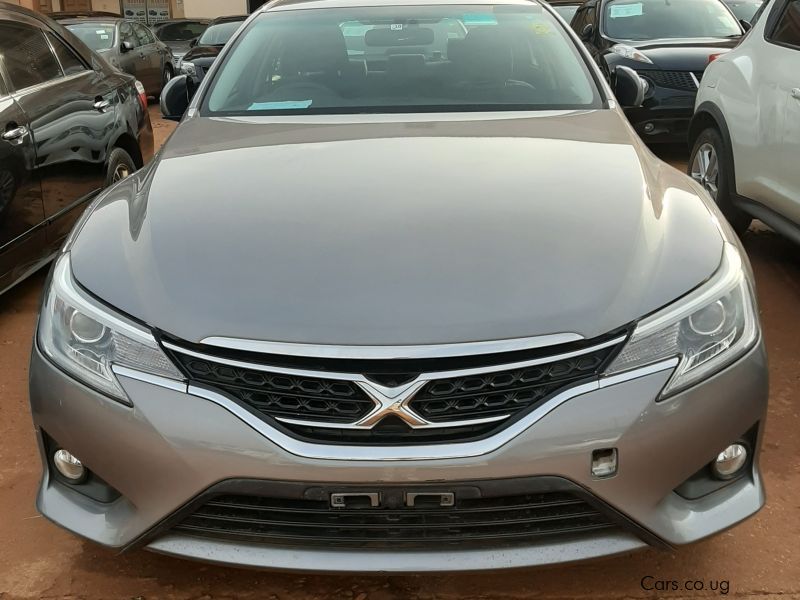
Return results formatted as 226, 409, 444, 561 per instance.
0, 107, 798, 599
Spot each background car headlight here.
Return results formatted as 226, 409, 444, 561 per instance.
179, 60, 196, 76
38, 254, 184, 404
607, 243, 759, 397
610, 44, 654, 64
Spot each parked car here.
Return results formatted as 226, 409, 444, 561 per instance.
32, 0, 767, 572
0, 2, 153, 295
152, 19, 210, 67
548, 0, 584, 23
63, 17, 174, 97
571, 0, 744, 142
723, 0, 764, 21
689, 0, 799, 240
177, 15, 246, 83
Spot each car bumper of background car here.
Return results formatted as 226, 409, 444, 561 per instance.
624, 89, 697, 143
29, 338, 768, 572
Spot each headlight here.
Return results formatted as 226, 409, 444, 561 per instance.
179, 60, 196, 76
607, 243, 758, 397
38, 254, 183, 404
610, 44, 653, 64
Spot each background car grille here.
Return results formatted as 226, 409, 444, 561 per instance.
640, 70, 702, 91
172, 490, 618, 549
164, 333, 625, 445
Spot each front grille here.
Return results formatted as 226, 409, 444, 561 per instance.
164, 332, 625, 445
640, 70, 701, 91
172, 490, 618, 549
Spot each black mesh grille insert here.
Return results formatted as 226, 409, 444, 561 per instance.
172, 490, 618, 549
174, 357, 375, 423
410, 351, 610, 422
640, 70, 701, 91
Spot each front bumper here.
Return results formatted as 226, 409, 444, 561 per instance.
29, 341, 768, 572
624, 87, 697, 144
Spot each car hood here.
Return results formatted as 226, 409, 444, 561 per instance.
70, 110, 724, 346
164, 40, 193, 56
627, 38, 740, 70
181, 44, 223, 65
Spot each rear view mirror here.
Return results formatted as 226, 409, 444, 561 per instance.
613, 65, 646, 108
160, 74, 196, 122
120, 40, 134, 53
580, 23, 594, 41
365, 27, 435, 47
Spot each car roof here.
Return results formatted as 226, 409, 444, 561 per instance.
261, 0, 542, 12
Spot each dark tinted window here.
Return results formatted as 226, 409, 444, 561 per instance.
155, 21, 208, 41
0, 22, 63, 90
771, 0, 800, 46
134, 23, 156, 46
46, 32, 86, 76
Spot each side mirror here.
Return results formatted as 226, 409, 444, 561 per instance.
120, 40, 134, 53
613, 65, 646, 108
160, 74, 196, 122
739, 19, 752, 32
189, 37, 199, 47
580, 23, 594, 42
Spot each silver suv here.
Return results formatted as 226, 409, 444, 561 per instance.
30, 0, 768, 572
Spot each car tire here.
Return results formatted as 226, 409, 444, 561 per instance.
104, 148, 137, 188
689, 127, 751, 236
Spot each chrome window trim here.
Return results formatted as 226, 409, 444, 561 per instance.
198, 332, 586, 360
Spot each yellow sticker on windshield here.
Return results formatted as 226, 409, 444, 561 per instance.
531, 22, 553, 35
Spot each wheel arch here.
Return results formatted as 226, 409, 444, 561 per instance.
689, 102, 738, 192
111, 132, 144, 170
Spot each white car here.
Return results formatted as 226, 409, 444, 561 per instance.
689, 0, 800, 240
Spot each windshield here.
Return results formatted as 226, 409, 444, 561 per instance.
204, 4, 600, 115
198, 20, 245, 46
603, 0, 741, 40
65, 23, 116, 50
155, 21, 209, 42
552, 5, 580, 22
723, 0, 763, 21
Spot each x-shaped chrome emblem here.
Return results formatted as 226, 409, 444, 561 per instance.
353, 379, 430, 428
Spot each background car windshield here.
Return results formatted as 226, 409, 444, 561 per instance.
198, 21, 244, 45
604, 0, 741, 39
723, 0, 763, 21
155, 21, 208, 41
552, 5, 580, 22
205, 4, 600, 115
65, 23, 116, 50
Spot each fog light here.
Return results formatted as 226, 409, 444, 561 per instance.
591, 448, 618, 479
53, 449, 85, 482
711, 444, 748, 479
643, 122, 655, 133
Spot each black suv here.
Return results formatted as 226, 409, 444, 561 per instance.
0, 2, 153, 294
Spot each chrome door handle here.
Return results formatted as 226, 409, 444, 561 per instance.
2, 126, 28, 143
93, 99, 112, 112
791, 88, 800, 100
